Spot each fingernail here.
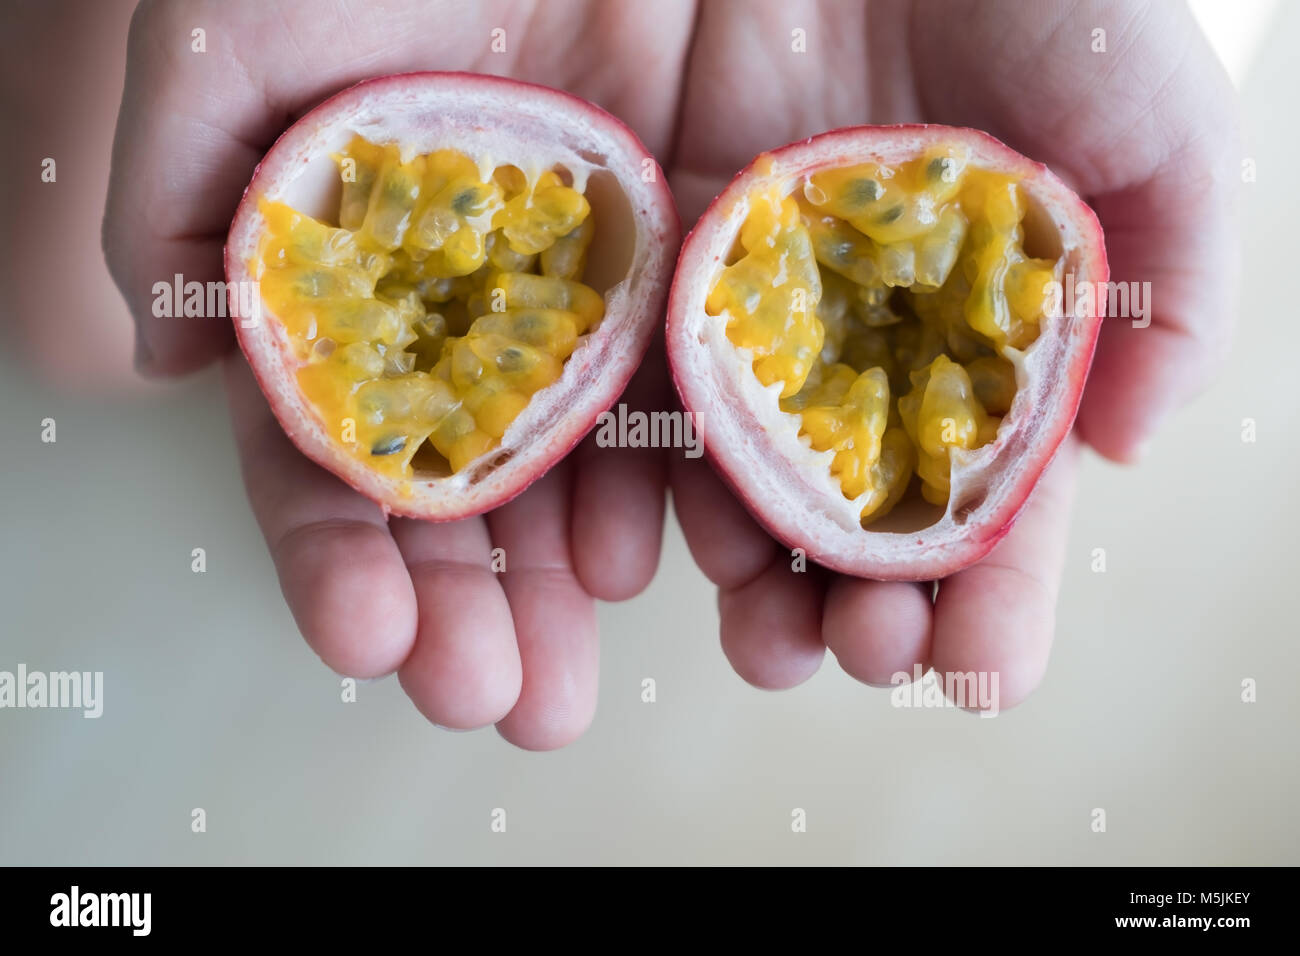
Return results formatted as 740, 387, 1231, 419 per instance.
430, 722, 476, 734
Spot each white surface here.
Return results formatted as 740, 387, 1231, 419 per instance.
0, 5, 1296, 864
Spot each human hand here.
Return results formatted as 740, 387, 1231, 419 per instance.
667, 0, 1239, 707
103, 0, 695, 748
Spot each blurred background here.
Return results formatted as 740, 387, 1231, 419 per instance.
0, 0, 1295, 865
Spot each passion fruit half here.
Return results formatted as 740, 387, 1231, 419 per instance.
226, 72, 678, 520
667, 125, 1107, 580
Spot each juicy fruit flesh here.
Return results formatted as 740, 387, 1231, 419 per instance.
254, 136, 604, 479
707, 148, 1060, 522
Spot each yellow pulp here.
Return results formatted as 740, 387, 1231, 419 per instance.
707, 148, 1060, 521
254, 136, 603, 479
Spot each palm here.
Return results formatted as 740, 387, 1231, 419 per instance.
667, 0, 1236, 704
108, 0, 695, 749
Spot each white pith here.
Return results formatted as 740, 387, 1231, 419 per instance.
669, 127, 1106, 580
226, 73, 677, 520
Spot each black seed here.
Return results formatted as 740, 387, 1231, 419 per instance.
513, 311, 541, 332
848, 178, 883, 205
385, 178, 416, 201
927, 157, 952, 181
371, 434, 408, 456
451, 188, 478, 215
509, 314, 550, 343
497, 346, 527, 371
878, 204, 905, 224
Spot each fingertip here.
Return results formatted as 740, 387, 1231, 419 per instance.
496, 703, 595, 752
1081, 431, 1149, 466
823, 578, 933, 686
493, 575, 599, 750
1077, 305, 1228, 465
572, 523, 662, 601
571, 443, 666, 602
398, 582, 523, 731
571, 339, 671, 601
133, 319, 235, 378
931, 565, 1055, 712
670, 454, 776, 589
223, 351, 418, 679
481, 467, 603, 751
929, 438, 1079, 713
719, 559, 825, 690
392, 518, 523, 732
494, 592, 598, 750
278, 520, 419, 679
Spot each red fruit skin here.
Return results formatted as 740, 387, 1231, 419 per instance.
667, 124, 1108, 581
225, 72, 679, 521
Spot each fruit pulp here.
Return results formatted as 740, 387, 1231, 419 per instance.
254, 136, 605, 478
706, 147, 1061, 522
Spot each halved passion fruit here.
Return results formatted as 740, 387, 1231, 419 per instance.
667, 126, 1107, 580
227, 72, 678, 520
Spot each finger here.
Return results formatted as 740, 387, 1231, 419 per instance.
670, 454, 778, 590
931, 434, 1081, 712
570, 340, 670, 601
662, 257, 823, 686
512, 0, 695, 158
105, 3, 285, 376
671, 0, 873, 198
1077, 170, 1239, 462
389, 515, 521, 731
719, 557, 826, 689
487, 462, 599, 750
823, 579, 933, 687
222, 354, 417, 677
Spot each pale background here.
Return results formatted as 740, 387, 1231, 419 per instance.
0, 0, 1295, 865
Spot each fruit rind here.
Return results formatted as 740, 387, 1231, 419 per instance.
226, 72, 679, 521
667, 125, 1107, 581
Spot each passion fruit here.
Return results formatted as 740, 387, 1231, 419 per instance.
226, 72, 678, 520
667, 125, 1107, 580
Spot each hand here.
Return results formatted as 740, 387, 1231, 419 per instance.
667, 0, 1239, 707
103, 0, 696, 749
